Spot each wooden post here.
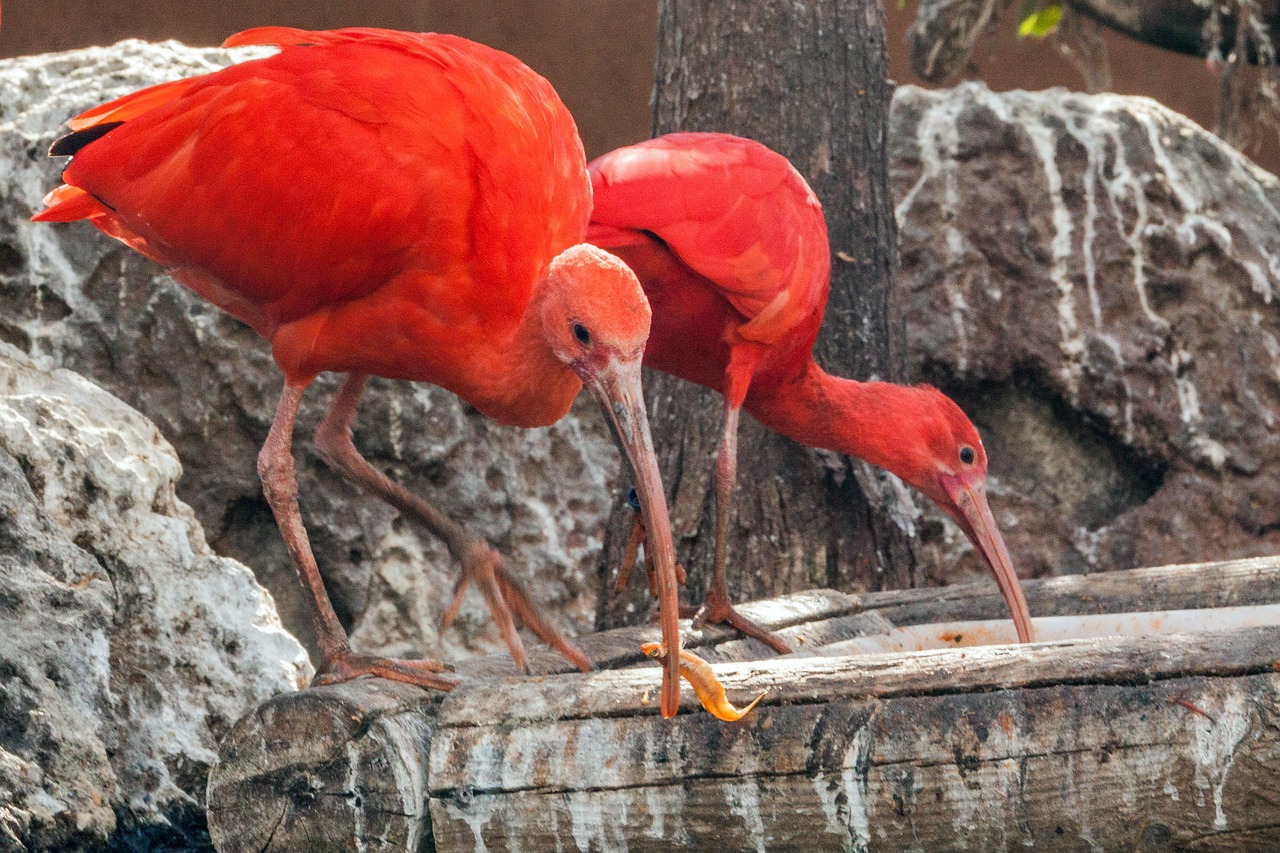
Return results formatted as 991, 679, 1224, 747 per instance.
208, 557, 1280, 852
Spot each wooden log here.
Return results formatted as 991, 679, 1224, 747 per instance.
207, 680, 440, 852
451, 587, 868, 679
430, 668, 1280, 852
865, 555, 1280, 626
207, 558, 1280, 852
817, 604, 1280, 654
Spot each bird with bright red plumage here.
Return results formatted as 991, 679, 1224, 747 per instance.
35, 26, 688, 717
588, 132, 1035, 650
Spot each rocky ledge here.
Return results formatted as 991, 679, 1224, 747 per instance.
0, 343, 308, 851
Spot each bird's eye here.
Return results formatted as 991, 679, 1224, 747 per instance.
572, 323, 591, 346
959, 446, 976, 465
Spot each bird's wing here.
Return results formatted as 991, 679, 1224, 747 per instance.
36, 29, 588, 345
54, 28, 434, 135
588, 132, 830, 346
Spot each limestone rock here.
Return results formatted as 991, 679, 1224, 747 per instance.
0, 342, 308, 851
1, 41, 619, 664
892, 82, 1280, 585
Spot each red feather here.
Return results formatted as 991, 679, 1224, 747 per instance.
37, 28, 590, 414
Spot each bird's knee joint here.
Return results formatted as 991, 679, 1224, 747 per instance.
257, 447, 297, 501
313, 419, 352, 468
460, 540, 500, 573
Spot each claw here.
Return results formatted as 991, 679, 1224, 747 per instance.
313, 651, 459, 691
690, 588, 791, 654
443, 541, 589, 674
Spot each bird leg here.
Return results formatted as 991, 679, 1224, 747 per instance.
614, 402, 789, 652
314, 373, 591, 674
259, 382, 457, 690
688, 401, 793, 654
615, 489, 686, 594
614, 511, 648, 594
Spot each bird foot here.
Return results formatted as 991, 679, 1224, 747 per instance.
442, 540, 591, 675
688, 589, 793, 655
312, 650, 460, 691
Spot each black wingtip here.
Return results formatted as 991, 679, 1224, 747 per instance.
49, 121, 124, 157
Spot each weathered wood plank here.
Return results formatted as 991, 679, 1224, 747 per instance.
452, 588, 862, 680
207, 680, 440, 853
455, 556, 1280, 681
696, 611, 894, 664
867, 555, 1280, 626
810, 604, 1280, 655
428, 674, 1280, 851
435, 624, 1280, 725
207, 559, 1280, 852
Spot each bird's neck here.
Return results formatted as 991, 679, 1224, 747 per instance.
468, 308, 581, 428
744, 361, 916, 476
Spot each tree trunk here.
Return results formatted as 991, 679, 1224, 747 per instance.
598, 0, 916, 629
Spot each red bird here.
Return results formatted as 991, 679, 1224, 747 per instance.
588, 132, 1034, 650
35, 27, 686, 716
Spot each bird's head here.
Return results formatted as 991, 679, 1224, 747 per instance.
540, 243, 683, 717
540, 244, 651, 374
881, 386, 1034, 643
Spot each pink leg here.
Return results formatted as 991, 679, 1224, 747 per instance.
615, 510, 686, 594
314, 374, 590, 674
688, 400, 792, 653
259, 381, 456, 690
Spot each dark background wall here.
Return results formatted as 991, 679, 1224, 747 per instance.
2, 0, 1273, 173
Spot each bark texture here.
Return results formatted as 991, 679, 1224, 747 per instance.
208, 558, 1280, 852
600, 0, 916, 629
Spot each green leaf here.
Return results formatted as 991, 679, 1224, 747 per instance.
1018, 4, 1063, 37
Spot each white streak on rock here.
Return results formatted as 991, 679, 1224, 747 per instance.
389, 395, 404, 460
1022, 108, 1083, 399
1067, 114, 1104, 329
898, 93, 972, 372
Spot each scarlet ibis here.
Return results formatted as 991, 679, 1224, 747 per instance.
587, 132, 1034, 650
35, 27, 686, 716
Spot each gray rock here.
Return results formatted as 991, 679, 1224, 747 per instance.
892, 82, 1280, 585
2, 41, 619, 664
0, 343, 308, 851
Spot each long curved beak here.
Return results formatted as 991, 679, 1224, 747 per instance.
942, 476, 1035, 643
581, 353, 683, 718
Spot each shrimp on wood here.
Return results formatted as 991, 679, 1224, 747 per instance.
641, 642, 766, 722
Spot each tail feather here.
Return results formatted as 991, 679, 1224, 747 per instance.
31, 184, 111, 222
68, 76, 201, 131
49, 121, 123, 157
